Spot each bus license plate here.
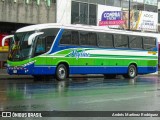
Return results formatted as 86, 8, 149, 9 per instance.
13, 70, 17, 73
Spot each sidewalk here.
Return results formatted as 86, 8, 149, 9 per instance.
0, 69, 33, 79
0, 69, 7, 75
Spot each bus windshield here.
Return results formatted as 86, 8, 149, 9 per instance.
8, 31, 34, 61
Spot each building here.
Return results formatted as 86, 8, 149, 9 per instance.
0, 0, 159, 69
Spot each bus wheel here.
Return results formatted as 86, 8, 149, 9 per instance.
124, 64, 137, 79
56, 64, 68, 81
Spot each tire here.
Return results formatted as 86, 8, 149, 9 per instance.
124, 64, 137, 79
56, 64, 68, 81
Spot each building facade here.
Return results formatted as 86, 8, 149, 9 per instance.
0, 0, 159, 69
64, 0, 158, 32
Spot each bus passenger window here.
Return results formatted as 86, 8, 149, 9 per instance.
60, 30, 71, 45
98, 33, 113, 48
88, 33, 97, 46
80, 31, 88, 45
129, 36, 142, 49
114, 34, 128, 48
143, 37, 156, 50
46, 36, 54, 51
71, 31, 79, 45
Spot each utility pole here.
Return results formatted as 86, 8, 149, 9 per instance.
128, 0, 131, 30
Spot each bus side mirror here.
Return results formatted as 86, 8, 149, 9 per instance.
28, 32, 44, 45
2, 35, 14, 46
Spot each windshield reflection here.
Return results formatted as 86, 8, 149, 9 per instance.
8, 31, 34, 61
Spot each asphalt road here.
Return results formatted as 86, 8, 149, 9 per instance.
0, 74, 160, 120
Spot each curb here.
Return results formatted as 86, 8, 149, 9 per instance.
0, 75, 33, 79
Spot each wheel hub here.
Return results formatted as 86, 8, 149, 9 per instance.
129, 67, 135, 77
58, 67, 65, 79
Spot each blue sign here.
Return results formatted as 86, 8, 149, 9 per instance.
101, 11, 122, 21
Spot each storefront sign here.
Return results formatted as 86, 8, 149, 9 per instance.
97, 5, 124, 27
0, 34, 9, 52
136, 11, 158, 32
120, 10, 157, 32
99, 11, 124, 26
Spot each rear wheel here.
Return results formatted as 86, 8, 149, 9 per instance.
124, 64, 137, 79
56, 64, 68, 81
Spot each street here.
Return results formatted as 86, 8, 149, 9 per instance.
0, 74, 160, 120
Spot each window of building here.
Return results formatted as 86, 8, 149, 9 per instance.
136, 4, 145, 10
80, 3, 88, 24
144, 5, 157, 12
71, 2, 80, 24
114, 34, 128, 48
144, 0, 157, 6
74, 0, 88, 2
122, 0, 129, 9
106, 0, 114, 6
98, 33, 113, 48
89, 4, 97, 25
129, 36, 143, 49
158, 9, 160, 23
88, 0, 105, 4
130, 2, 138, 10
114, 0, 121, 7
71, 1, 97, 25
122, 1, 145, 11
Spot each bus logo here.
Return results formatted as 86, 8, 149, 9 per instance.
69, 49, 90, 59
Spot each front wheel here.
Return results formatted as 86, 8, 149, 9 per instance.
56, 64, 68, 81
124, 64, 137, 79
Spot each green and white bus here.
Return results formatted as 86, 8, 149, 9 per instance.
2, 23, 158, 80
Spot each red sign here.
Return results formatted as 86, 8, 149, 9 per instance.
0, 33, 8, 47
99, 20, 124, 26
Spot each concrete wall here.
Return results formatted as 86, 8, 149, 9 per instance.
56, 0, 71, 24
0, 0, 56, 24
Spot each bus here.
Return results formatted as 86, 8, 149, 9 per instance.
2, 23, 158, 80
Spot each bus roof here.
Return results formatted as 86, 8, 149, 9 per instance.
16, 23, 160, 38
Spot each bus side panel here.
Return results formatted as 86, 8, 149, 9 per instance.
137, 60, 158, 74
138, 67, 157, 74
69, 66, 128, 74
33, 66, 56, 75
